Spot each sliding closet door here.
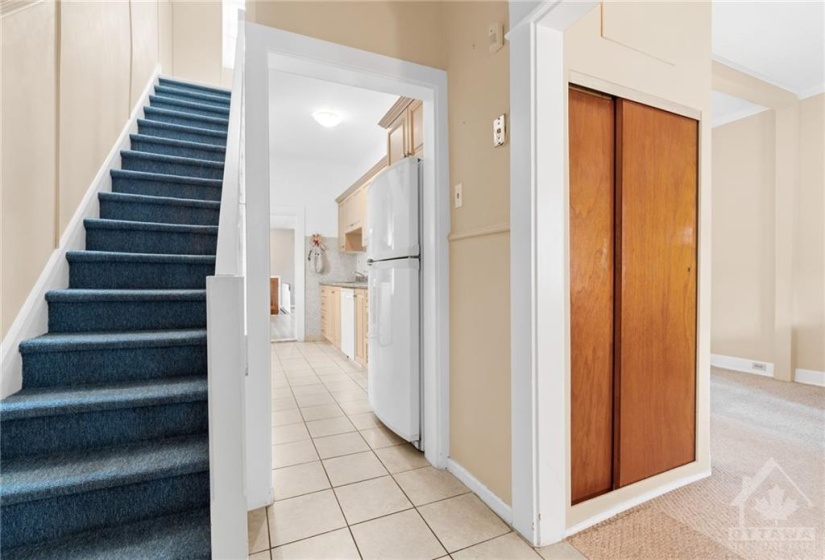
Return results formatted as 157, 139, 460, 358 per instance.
614, 99, 698, 488
569, 88, 615, 503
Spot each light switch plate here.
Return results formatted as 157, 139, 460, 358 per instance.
454, 183, 463, 208
493, 114, 506, 147
488, 23, 504, 54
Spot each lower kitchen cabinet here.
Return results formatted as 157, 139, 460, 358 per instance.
355, 289, 368, 367
321, 286, 366, 367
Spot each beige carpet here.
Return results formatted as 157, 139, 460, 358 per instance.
569, 368, 825, 560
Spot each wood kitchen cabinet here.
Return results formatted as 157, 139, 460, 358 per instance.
336, 158, 385, 253
320, 285, 341, 346
379, 97, 423, 165
355, 289, 369, 367
569, 87, 698, 504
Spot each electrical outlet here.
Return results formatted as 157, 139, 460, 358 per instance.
454, 183, 463, 208
752, 362, 767, 372
493, 114, 506, 147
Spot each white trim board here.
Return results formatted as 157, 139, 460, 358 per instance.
710, 354, 775, 378
795, 369, 825, 387
243, 22, 451, 509
447, 459, 513, 525
0, 65, 160, 399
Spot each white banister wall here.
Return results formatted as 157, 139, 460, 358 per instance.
206, 13, 249, 559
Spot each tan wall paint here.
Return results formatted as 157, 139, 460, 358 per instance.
1, 0, 58, 336
563, 2, 713, 525
793, 94, 824, 372
58, 1, 132, 231
1, 0, 187, 337
712, 111, 776, 363
254, 1, 448, 70
711, 94, 824, 375
443, 0, 511, 505
255, 0, 514, 504
171, 0, 225, 87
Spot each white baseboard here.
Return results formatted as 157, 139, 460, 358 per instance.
795, 368, 825, 387
446, 458, 513, 525
710, 353, 774, 378
565, 468, 711, 537
0, 65, 160, 399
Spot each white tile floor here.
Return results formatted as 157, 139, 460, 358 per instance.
249, 341, 586, 560
270, 313, 296, 342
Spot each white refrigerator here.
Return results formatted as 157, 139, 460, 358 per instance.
365, 157, 421, 445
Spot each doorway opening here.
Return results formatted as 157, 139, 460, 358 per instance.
269, 227, 296, 342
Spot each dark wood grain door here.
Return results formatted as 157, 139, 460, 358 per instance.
569, 88, 616, 504
614, 99, 698, 487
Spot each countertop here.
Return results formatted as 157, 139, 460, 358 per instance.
319, 281, 368, 289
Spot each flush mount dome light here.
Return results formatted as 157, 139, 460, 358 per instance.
312, 110, 343, 128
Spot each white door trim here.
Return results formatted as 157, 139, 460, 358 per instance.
509, 0, 711, 546
244, 23, 451, 483
270, 207, 307, 342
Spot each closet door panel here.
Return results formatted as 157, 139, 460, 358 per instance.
569, 88, 615, 503
615, 99, 698, 488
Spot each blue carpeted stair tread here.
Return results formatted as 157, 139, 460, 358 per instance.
67, 250, 216, 264
84, 218, 218, 236
144, 106, 229, 132
99, 191, 221, 211
129, 133, 226, 163
137, 118, 227, 146
46, 289, 206, 303
2, 508, 211, 560
155, 83, 230, 106
1, 434, 208, 506
120, 150, 224, 181
158, 77, 231, 98
148, 95, 230, 118
0, 376, 207, 421
110, 169, 223, 202
159, 76, 231, 97
19, 329, 206, 354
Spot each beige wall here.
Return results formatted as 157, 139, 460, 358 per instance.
794, 94, 825, 372
270, 228, 295, 287
171, 0, 226, 87
711, 94, 825, 374
1, 0, 176, 336
1, 0, 58, 336
712, 111, 776, 363
254, 0, 514, 504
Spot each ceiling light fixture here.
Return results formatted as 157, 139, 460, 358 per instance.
312, 110, 343, 128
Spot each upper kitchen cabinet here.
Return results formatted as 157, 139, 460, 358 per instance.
336, 158, 386, 252
379, 97, 424, 164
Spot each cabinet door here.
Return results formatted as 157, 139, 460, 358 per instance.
569, 88, 615, 504
614, 99, 698, 488
331, 289, 341, 346
337, 203, 347, 250
354, 291, 366, 366
410, 101, 424, 156
388, 117, 406, 164
320, 288, 329, 340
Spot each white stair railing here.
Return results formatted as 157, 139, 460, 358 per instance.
206, 12, 248, 559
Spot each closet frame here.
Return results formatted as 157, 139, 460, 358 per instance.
568, 78, 701, 506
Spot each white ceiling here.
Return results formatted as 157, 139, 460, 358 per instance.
713, 1, 825, 97
268, 71, 397, 165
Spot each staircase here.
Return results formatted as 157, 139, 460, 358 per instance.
0, 77, 231, 559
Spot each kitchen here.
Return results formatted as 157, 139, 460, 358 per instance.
269, 71, 426, 447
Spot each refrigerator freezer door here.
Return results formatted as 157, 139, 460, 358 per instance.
366, 158, 420, 262
367, 258, 420, 443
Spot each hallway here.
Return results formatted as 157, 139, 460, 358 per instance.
247, 342, 584, 559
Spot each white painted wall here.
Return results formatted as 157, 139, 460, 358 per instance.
269, 157, 367, 237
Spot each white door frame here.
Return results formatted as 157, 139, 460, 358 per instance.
508, 0, 711, 546
270, 207, 306, 342
244, 23, 451, 483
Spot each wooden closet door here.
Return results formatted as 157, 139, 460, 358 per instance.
569, 88, 615, 503
614, 99, 698, 488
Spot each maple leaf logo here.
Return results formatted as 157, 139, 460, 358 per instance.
753, 485, 799, 525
